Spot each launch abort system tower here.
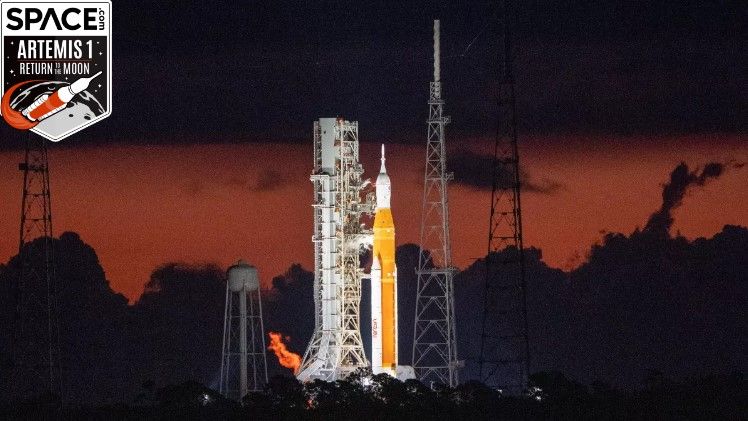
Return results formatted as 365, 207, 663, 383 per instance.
412, 20, 459, 387
298, 118, 372, 382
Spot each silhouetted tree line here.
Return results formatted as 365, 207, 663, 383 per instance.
1, 370, 744, 419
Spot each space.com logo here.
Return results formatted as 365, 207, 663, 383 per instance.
5, 7, 105, 30
0, 0, 111, 142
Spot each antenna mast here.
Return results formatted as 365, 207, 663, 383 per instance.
13, 133, 62, 400
478, 0, 530, 393
412, 19, 459, 387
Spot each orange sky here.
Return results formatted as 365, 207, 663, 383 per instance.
0, 134, 745, 301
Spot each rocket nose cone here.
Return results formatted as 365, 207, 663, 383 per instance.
70, 71, 102, 94
380, 144, 388, 174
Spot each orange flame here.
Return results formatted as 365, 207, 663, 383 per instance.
1, 81, 42, 130
267, 332, 301, 375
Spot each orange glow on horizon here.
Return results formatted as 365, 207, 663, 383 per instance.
0, 135, 744, 302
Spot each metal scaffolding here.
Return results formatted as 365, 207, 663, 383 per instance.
298, 118, 372, 382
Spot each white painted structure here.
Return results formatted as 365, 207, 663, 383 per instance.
220, 260, 268, 400
297, 118, 372, 382
412, 19, 459, 387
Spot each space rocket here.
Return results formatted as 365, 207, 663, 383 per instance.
23, 71, 102, 122
371, 144, 398, 376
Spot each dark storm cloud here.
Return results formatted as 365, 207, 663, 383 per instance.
448, 149, 563, 193
1, 0, 743, 148
643, 161, 739, 236
454, 157, 747, 388
245, 170, 289, 192
455, 223, 748, 389
183, 170, 288, 195
224, 172, 288, 192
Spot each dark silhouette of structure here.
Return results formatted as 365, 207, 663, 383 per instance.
478, 0, 530, 393
13, 133, 62, 399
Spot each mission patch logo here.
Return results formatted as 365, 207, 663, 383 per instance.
0, 0, 111, 141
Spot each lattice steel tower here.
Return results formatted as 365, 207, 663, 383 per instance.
478, 0, 530, 394
13, 133, 62, 399
412, 20, 459, 387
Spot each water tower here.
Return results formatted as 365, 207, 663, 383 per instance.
219, 260, 268, 400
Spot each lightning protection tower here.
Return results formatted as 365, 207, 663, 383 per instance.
297, 118, 372, 382
13, 132, 62, 400
478, 0, 530, 394
412, 20, 459, 388
220, 260, 268, 400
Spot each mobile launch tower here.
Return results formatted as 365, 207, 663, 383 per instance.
298, 118, 372, 381
412, 20, 459, 387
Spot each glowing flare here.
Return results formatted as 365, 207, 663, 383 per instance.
267, 332, 301, 375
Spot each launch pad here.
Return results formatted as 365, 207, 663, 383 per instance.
299, 19, 454, 385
